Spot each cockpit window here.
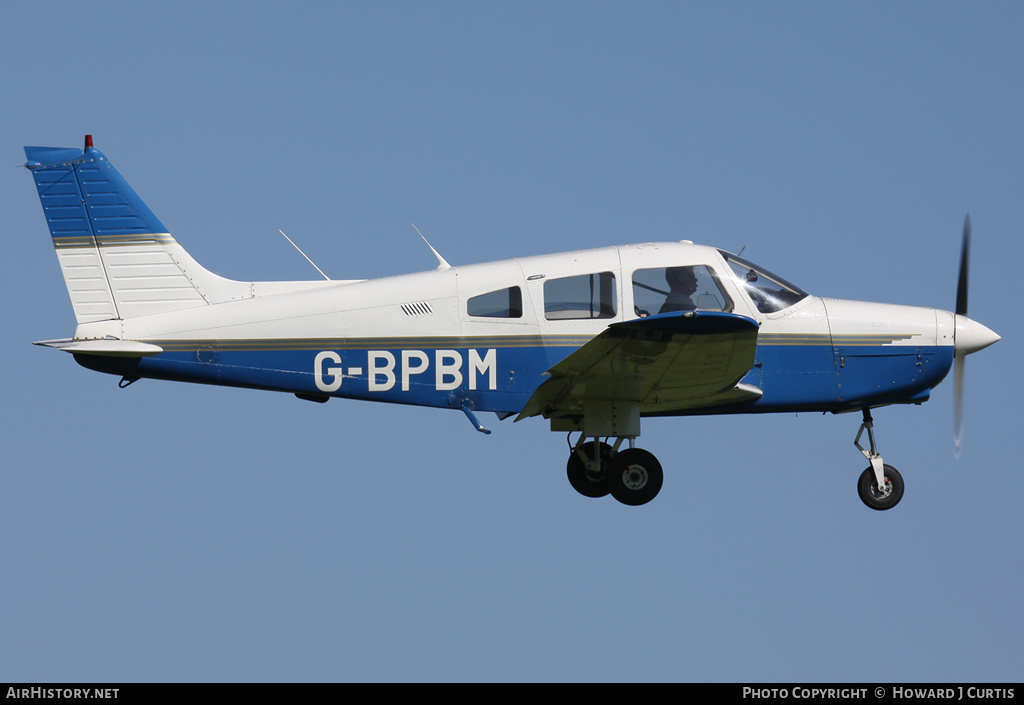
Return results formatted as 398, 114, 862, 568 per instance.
632, 265, 732, 316
719, 250, 809, 314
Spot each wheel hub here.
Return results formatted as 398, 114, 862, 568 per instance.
869, 478, 892, 499
622, 465, 648, 491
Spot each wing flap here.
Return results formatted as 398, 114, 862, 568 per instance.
517, 311, 759, 420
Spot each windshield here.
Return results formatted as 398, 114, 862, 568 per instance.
718, 250, 809, 314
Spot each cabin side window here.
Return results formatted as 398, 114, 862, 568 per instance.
544, 272, 617, 320
467, 286, 523, 318
631, 265, 732, 316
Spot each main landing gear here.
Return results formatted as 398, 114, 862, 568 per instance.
853, 409, 905, 511
566, 435, 664, 506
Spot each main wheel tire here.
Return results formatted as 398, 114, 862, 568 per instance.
567, 441, 614, 498
608, 448, 664, 506
857, 464, 904, 511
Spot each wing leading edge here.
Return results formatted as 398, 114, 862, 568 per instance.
517, 310, 761, 421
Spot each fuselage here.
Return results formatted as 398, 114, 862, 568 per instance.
71, 241, 957, 418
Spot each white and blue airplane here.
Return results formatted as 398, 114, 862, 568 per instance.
25, 137, 1000, 508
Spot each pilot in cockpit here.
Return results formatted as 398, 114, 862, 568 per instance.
658, 266, 698, 313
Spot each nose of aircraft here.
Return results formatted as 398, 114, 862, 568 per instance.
954, 314, 1000, 356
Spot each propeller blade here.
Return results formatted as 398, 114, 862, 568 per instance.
956, 214, 971, 317
950, 214, 1000, 456
953, 355, 965, 459
954, 213, 971, 457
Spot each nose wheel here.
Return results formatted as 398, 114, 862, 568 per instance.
857, 464, 905, 511
853, 409, 904, 510
566, 436, 664, 506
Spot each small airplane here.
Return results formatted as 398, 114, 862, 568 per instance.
25, 137, 1000, 508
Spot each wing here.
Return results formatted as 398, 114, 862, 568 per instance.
517, 310, 761, 421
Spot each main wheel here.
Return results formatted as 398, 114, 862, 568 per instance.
608, 448, 664, 506
857, 464, 904, 511
567, 441, 614, 498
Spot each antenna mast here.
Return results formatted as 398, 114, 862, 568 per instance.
412, 223, 451, 270
278, 230, 331, 281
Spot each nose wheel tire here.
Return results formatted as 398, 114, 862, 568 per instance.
857, 464, 904, 511
608, 448, 664, 506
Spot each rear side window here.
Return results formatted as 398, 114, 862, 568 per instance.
544, 272, 617, 320
468, 286, 523, 318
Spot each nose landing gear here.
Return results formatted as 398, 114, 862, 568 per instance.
854, 409, 904, 511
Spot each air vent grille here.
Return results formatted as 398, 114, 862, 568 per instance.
401, 301, 433, 316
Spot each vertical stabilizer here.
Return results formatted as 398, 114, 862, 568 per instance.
25, 138, 244, 323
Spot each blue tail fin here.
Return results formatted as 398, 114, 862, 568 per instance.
25, 138, 232, 323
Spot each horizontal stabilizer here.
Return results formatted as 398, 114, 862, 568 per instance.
34, 338, 164, 357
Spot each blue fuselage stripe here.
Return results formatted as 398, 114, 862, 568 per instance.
74, 340, 956, 416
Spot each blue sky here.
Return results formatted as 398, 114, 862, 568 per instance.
2, 2, 1021, 682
